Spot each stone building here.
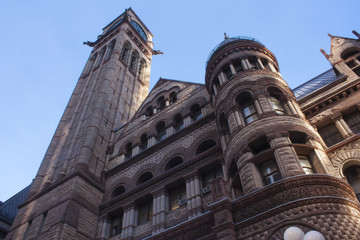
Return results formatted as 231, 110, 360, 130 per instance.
5, 8, 360, 240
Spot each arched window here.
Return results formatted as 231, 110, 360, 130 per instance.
139, 134, 148, 151
156, 121, 166, 142
124, 143, 132, 160
94, 47, 106, 68
344, 165, 360, 201
173, 114, 184, 131
157, 96, 166, 110
138, 59, 146, 80
196, 139, 217, 155
237, 92, 258, 124
120, 42, 130, 61
104, 40, 116, 61
145, 106, 153, 117
341, 49, 360, 76
111, 186, 125, 198
137, 172, 153, 186
190, 104, 202, 121
84, 53, 98, 74
268, 87, 285, 115
165, 156, 183, 171
129, 51, 139, 70
169, 92, 177, 104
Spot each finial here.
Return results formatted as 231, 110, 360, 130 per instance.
320, 49, 330, 59
352, 30, 360, 40
224, 33, 229, 40
328, 33, 333, 38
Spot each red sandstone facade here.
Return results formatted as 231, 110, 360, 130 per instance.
5, 8, 360, 240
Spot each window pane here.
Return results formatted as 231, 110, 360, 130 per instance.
318, 124, 343, 146
344, 111, 360, 134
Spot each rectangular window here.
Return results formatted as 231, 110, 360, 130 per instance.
298, 155, 314, 174
22, 220, 32, 240
344, 111, 360, 134
318, 123, 343, 147
110, 214, 123, 237
37, 212, 47, 236
137, 200, 153, 225
169, 185, 186, 210
259, 160, 282, 185
202, 167, 224, 190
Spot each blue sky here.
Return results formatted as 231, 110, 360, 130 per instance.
0, 0, 358, 201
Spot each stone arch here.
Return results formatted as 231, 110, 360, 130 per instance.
331, 144, 360, 176
163, 155, 184, 172
136, 171, 154, 186
339, 158, 360, 178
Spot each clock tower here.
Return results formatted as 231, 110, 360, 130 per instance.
6, 8, 154, 240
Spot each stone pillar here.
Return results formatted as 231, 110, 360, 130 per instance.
234, 110, 245, 127
185, 173, 202, 219
166, 126, 174, 136
120, 208, 129, 239
268, 132, 303, 178
133, 146, 140, 156
241, 59, 248, 70
148, 136, 156, 147
159, 191, 166, 231
237, 151, 262, 194
257, 93, 272, 114
186, 178, 193, 218
194, 175, 202, 216
184, 116, 192, 127
219, 72, 226, 86
121, 203, 135, 240
128, 205, 135, 238
254, 98, 264, 116
213, 84, 218, 95
245, 59, 251, 69
152, 193, 159, 234
257, 57, 265, 69
268, 62, 277, 72
100, 216, 110, 239
286, 100, 297, 115
332, 113, 353, 138
165, 99, 169, 107
227, 112, 238, 134
308, 139, 337, 176
229, 63, 236, 75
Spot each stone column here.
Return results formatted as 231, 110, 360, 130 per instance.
234, 110, 245, 127
148, 136, 156, 147
238, 151, 262, 194
194, 175, 202, 216
227, 111, 238, 133
184, 116, 192, 127
100, 216, 110, 239
268, 132, 303, 178
166, 126, 174, 136
185, 172, 202, 219
229, 63, 236, 75
331, 113, 353, 138
219, 72, 226, 86
286, 100, 297, 115
159, 191, 166, 231
213, 84, 218, 95
254, 98, 264, 116
241, 59, 248, 70
186, 178, 193, 218
257, 57, 265, 69
257, 93, 272, 114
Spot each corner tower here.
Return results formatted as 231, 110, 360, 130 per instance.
205, 37, 360, 239
6, 8, 154, 240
